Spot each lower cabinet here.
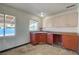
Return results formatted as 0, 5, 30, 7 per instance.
62, 33, 78, 51
30, 32, 47, 44
35, 33, 47, 44
30, 33, 38, 45
30, 32, 78, 51
77, 36, 79, 53
30, 32, 53, 45
47, 33, 53, 45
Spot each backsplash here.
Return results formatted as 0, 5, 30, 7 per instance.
42, 27, 77, 33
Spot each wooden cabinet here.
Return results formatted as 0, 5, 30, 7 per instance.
35, 33, 47, 44
65, 11, 78, 27
30, 32, 54, 45
30, 32, 78, 51
30, 32, 47, 44
43, 10, 77, 27
30, 33, 38, 45
62, 33, 78, 51
52, 15, 67, 27
47, 33, 53, 45
77, 36, 79, 53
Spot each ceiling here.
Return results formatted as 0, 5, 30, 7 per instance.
5, 3, 77, 17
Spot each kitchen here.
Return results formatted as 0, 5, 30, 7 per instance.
0, 3, 79, 55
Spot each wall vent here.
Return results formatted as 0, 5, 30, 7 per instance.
66, 4, 76, 8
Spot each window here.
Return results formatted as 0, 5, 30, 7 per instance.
5, 15, 15, 36
0, 13, 15, 37
29, 20, 39, 31
0, 14, 4, 37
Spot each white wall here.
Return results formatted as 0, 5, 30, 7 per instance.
43, 9, 78, 33
77, 4, 79, 53
77, 4, 79, 33
0, 4, 40, 51
43, 27, 77, 33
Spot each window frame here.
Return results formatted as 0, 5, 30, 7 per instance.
0, 13, 16, 38
0, 13, 5, 37
29, 20, 39, 31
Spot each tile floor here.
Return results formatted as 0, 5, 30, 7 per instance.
0, 44, 78, 55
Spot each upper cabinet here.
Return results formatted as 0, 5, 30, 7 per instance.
65, 11, 78, 27
43, 9, 78, 27
52, 14, 67, 27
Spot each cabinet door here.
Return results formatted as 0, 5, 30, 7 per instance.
35, 33, 47, 43
62, 35, 78, 51
65, 12, 78, 27
77, 36, 79, 53
52, 15, 67, 27
47, 33, 53, 45
39, 33, 47, 43
35, 33, 40, 42
30, 33, 38, 45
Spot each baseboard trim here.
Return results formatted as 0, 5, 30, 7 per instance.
0, 42, 30, 53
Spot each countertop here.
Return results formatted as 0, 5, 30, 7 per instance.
30, 31, 78, 35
